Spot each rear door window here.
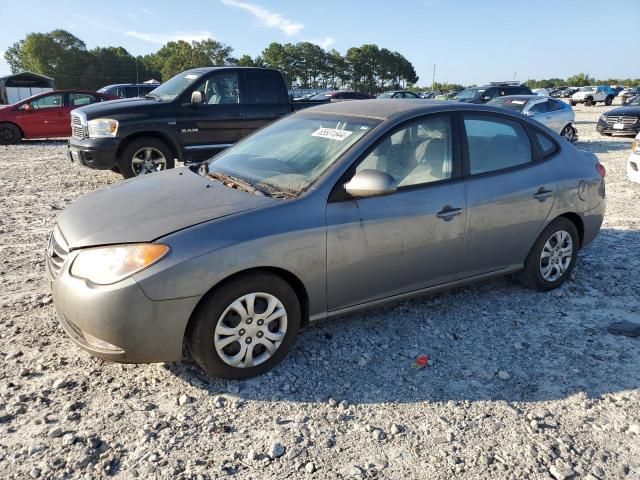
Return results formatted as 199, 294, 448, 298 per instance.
464, 115, 533, 175
529, 101, 549, 115
69, 93, 96, 106
244, 70, 287, 104
125, 86, 139, 98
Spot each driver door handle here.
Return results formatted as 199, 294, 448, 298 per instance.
436, 206, 463, 220
533, 187, 554, 201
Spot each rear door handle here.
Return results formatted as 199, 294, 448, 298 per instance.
228, 112, 243, 118
436, 206, 463, 220
533, 187, 554, 201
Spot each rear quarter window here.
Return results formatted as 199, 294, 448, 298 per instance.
533, 130, 559, 158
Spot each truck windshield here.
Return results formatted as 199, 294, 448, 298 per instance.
580, 87, 595, 92
204, 114, 379, 196
145, 71, 203, 101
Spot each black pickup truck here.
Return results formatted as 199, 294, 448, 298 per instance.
68, 67, 316, 178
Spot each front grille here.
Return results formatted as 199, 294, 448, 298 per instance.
47, 226, 69, 279
71, 113, 85, 139
605, 116, 638, 125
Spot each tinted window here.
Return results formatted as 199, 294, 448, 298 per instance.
535, 131, 557, 157
464, 116, 532, 174
244, 70, 287, 104
125, 86, 139, 98
140, 86, 158, 95
356, 115, 453, 187
548, 99, 565, 111
31, 94, 63, 109
404, 92, 419, 98
529, 101, 549, 114
192, 73, 239, 105
69, 93, 96, 106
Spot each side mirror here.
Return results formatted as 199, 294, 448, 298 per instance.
524, 110, 535, 117
482, 95, 491, 101
21, 103, 33, 112
345, 169, 397, 198
191, 91, 203, 104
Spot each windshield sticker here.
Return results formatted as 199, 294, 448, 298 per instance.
185, 74, 199, 80
312, 128, 354, 141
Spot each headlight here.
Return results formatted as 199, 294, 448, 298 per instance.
71, 244, 169, 285
599, 114, 607, 122
87, 118, 118, 138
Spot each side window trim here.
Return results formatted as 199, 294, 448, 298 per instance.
328, 112, 462, 202
460, 111, 538, 178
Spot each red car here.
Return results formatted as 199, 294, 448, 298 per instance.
0, 90, 115, 144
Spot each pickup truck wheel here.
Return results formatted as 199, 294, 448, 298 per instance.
118, 137, 175, 179
570, 101, 577, 106
604, 95, 613, 106
0, 123, 21, 145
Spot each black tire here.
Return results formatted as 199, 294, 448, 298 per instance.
516, 218, 579, 292
585, 97, 594, 106
570, 101, 577, 106
0, 123, 22, 145
117, 137, 175, 179
187, 273, 301, 379
604, 95, 613, 106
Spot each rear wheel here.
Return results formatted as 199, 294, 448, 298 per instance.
604, 95, 613, 106
516, 218, 578, 292
118, 137, 174, 179
560, 124, 576, 142
187, 273, 301, 379
585, 97, 594, 106
0, 123, 21, 145
570, 101, 577, 106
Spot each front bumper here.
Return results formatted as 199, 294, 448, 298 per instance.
596, 122, 640, 135
49, 251, 199, 363
628, 153, 640, 184
68, 137, 121, 170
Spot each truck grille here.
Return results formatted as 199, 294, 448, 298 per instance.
71, 113, 85, 139
47, 226, 69, 279
605, 116, 638, 125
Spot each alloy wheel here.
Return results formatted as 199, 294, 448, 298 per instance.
539, 230, 573, 282
131, 147, 167, 176
214, 292, 288, 368
561, 125, 575, 142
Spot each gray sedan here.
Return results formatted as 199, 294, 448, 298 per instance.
488, 95, 577, 141
48, 100, 605, 379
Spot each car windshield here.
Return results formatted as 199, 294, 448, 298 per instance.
454, 88, 484, 100
145, 71, 202, 101
629, 96, 640, 106
204, 114, 379, 196
487, 97, 527, 112
580, 87, 595, 92
309, 93, 333, 101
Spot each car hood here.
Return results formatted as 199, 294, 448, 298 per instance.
74, 96, 167, 120
603, 105, 640, 116
57, 168, 280, 249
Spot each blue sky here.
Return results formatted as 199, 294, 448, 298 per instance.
1, 0, 638, 86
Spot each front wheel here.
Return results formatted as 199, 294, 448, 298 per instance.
0, 123, 22, 145
187, 273, 301, 379
516, 218, 579, 292
118, 137, 175, 179
560, 124, 576, 142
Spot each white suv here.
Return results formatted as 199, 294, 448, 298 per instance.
571, 86, 615, 106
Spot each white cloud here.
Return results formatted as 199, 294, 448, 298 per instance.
309, 37, 336, 49
125, 30, 214, 44
221, 0, 303, 36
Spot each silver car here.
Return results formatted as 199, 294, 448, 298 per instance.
488, 95, 577, 141
48, 100, 606, 379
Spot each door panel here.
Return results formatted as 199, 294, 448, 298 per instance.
178, 72, 246, 161
326, 183, 467, 310
23, 93, 67, 137
460, 114, 557, 277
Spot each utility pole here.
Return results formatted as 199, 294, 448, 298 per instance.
513, 71, 517, 80
136, 58, 139, 83
432, 64, 436, 90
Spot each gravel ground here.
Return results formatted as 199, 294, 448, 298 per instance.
1, 103, 639, 480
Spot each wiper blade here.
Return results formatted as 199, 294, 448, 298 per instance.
207, 172, 265, 195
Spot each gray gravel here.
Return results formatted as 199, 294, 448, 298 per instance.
1, 103, 639, 479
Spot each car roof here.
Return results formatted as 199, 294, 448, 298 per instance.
302, 98, 513, 120
493, 95, 547, 101
183, 67, 279, 76
101, 83, 159, 88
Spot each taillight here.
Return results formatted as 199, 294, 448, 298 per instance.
596, 163, 606, 177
